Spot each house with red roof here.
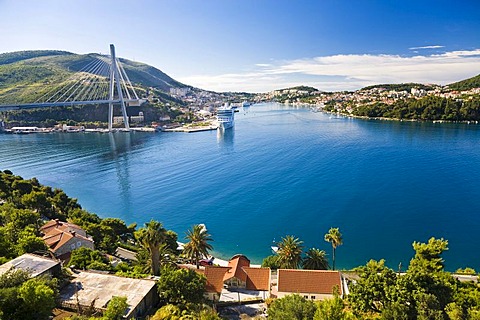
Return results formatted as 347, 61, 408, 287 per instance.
40, 219, 94, 258
276, 269, 343, 301
194, 255, 271, 301
204, 266, 231, 301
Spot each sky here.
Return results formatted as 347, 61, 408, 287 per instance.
0, 0, 479, 92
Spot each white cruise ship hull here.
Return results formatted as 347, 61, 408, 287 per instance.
217, 103, 235, 130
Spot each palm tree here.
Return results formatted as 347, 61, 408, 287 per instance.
302, 248, 329, 270
276, 235, 304, 269
324, 227, 343, 270
183, 224, 213, 269
135, 220, 166, 276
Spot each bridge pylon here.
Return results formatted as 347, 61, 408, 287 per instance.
108, 44, 130, 131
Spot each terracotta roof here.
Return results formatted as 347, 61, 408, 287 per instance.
243, 267, 270, 291
223, 254, 250, 282
277, 269, 342, 295
41, 220, 93, 253
40, 220, 87, 237
205, 266, 231, 293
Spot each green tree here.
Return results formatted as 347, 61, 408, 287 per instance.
102, 296, 128, 320
303, 248, 329, 270
267, 294, 316, 320
183, 224, 213, 269
68, 247, 111, 270
324, 227, 343, 270
262, 254, 281, 269
156, 266, 206, 306
135, 220, 167, 276
15, 226, 47, 255
0, 269, 57, 320
18, 278, 56, 320
314, 294, 353, 320
276, 235, 304, 269
347, 259, 398, 315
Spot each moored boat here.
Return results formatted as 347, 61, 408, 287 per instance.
216, 103, 235, 130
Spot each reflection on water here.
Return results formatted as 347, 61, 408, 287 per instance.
108, 133, 133, 215
216, 128, 235, 149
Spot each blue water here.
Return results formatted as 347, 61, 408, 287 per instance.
1, 103, 480, 271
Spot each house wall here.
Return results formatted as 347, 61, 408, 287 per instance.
54, 237, 94, 256
276, 291, 334, 301
130, 284, 159, 319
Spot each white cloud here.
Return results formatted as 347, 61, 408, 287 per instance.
178, 49, 480, 93
409, 45, 445, 50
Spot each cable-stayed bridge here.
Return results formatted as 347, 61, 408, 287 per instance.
0, 44, 141, 131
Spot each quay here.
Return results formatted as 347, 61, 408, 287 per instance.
0, 123, 218, 134
161, 125, 218, 133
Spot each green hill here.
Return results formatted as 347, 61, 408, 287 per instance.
447, 74, 480, 91
360, 83, 433, 92
0, 50, 187, 105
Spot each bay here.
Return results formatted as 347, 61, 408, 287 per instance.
1, 102, 480, 270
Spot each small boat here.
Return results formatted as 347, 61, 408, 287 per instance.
242, 101, 251, 108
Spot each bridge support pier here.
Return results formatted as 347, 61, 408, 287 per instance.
108, 44, 130, 131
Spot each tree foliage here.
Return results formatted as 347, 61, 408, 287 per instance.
102, 296, 128, 320
352, 95, 480, 121
276, 235, 304, 269
268, 294, 316, 320
135, 220, 167, 276
303, 248, 329, 270
183, 224, 213, 269
0, 269, 58, 320
68, 247, 112, 271
347, 237, 477, 319
156, 266, 206, 306
324, 227, 343, 270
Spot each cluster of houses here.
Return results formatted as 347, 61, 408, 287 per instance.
0, 219, 348, 319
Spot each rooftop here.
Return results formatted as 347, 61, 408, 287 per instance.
244, 267, 270, 291
204, 266, 231, 293
277, 269, 342, 295
59, 271, 156, 318
0, 253, 60, 277
224, 254, 250, 282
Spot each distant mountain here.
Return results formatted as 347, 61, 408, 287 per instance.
447, 74, 480, 91
0, 50, 188, 105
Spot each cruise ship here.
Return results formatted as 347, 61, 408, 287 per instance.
216, 103, 235, 130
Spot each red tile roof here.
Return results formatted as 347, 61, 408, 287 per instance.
223, 254, 250, 282
243, 267, 270, 291
205, 266, 230, 293
277, 269, 342, 295
40, 219, 86, 237
41, 220, 93, 253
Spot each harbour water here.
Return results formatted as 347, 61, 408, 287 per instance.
1, 102, 480, 270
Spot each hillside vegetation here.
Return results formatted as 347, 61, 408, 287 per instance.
0, 50, 187, 105
448, 74, 480, 91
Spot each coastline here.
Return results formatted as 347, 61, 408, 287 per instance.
321, 108, 480, 124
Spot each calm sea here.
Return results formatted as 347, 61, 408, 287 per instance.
1, 103, 480, 270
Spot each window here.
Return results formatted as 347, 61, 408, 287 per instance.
311, 295, 316, 300
77, 241, 82, 248
304, 295, 308, 299
70, 244, 76, 250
